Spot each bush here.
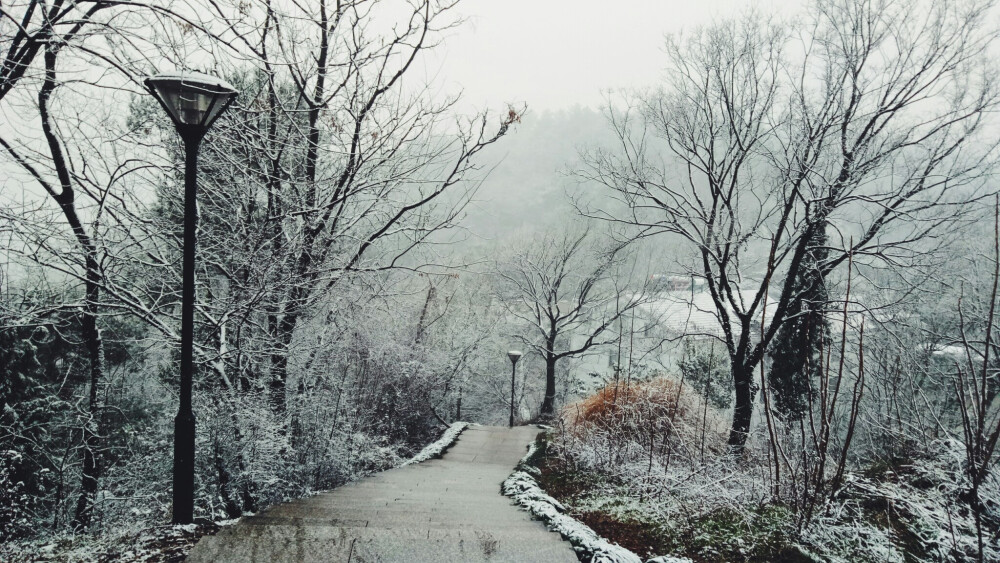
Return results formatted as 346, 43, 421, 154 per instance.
561, 377, 727, 467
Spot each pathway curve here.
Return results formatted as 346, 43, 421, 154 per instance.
186, 425, 578, 562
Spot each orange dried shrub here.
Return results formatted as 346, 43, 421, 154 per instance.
562, 376, 727, 461
566, 378, 686, 431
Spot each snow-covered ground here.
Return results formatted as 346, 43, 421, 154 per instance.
537, 423, 1000, 562
0, 521, 235, 563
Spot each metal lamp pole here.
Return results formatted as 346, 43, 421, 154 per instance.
144, 72, 238, 524
507, 350, 522, 427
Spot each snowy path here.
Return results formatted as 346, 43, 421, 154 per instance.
186, 425, 578, 562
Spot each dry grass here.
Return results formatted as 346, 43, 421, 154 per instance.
561, 377, 727, 464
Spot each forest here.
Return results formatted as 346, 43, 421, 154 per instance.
2, 0, 1000, 561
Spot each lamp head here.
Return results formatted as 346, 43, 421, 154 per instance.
507, 350, 522, 364
145, 71, 238, 137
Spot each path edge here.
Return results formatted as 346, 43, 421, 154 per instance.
501, 431, 692, 563
401, 421, 470, 466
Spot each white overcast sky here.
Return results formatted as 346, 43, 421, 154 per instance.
427, 0, 802, 113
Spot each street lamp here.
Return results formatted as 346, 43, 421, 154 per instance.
145, 71, 238, 525
507, 350, 522, 427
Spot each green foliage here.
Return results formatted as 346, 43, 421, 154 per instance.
522, 433, 549, 468
101, 314, 147, 368
0, 450, 40, 541
0, 320, 75, 539
767, 229, 831, 421
0, 301, 161, 539
675, 505, 797, 562
679, 340, 731, 409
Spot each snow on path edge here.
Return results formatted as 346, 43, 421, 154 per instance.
402, 421, 469, 466
502, 437, 692, 563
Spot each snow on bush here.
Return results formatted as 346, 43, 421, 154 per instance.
552, 416, 1000, 562
562, 377, 728, 469
0, 520, 234, 563
402, 421, 469, 466
804, 439, 1000, 562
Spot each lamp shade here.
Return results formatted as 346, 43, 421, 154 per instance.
144, 72, 238, 130
507, 350, 523, 364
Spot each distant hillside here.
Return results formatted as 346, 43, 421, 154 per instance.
460, 105, 618, 241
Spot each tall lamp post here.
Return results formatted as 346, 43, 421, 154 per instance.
145, 72, 238, 524
507, 350, 522, 427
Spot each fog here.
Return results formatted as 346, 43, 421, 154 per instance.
430, 0, 802, 113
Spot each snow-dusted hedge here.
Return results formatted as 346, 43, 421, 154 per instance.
402, 421, 469, 466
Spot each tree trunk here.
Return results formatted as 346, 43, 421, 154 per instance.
36, 40, 105, 531
72, 268, 104, 530
540, 352, 557, 418
727, 362, 755, 453
269, 314, 295, 416
270, 227, 316, 418
268, 0, 330, 421
213, 440, 241, 518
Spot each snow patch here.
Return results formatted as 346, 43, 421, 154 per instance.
402, 422, 469, 466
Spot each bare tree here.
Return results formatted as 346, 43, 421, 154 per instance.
494, 225, 646, 419
580, 0, 999, 453
0, 0, 113, 102
0, 39, 109, 529
952, 201, 1000, 563
177, 0, 520, 421
0, 0, 518, 527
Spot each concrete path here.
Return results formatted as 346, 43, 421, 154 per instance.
186, 425, 578, 562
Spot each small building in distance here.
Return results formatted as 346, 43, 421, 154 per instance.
648, 274, 705, 294
567, 275, 776, 400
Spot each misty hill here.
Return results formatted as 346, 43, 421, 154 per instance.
460, 105, 616, 241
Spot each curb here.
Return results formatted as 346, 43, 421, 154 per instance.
402, 421, 469, 466
501, 434, 653, 563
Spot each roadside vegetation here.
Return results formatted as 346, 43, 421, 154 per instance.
526, 365, 1000, 562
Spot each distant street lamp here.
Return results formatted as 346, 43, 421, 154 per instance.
145, 71, 238, 525
507, 350, 522, 427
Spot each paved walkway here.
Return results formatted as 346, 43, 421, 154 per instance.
186, 425, 578, 562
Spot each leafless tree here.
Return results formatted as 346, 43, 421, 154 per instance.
0, 0, 518, 528
173, 0, 520, 421
0, 0, 113, 102
580, 0, 1000, 454
951, 200, 1000, 562
0, 34, 115, 529
494, 225, 646, 418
